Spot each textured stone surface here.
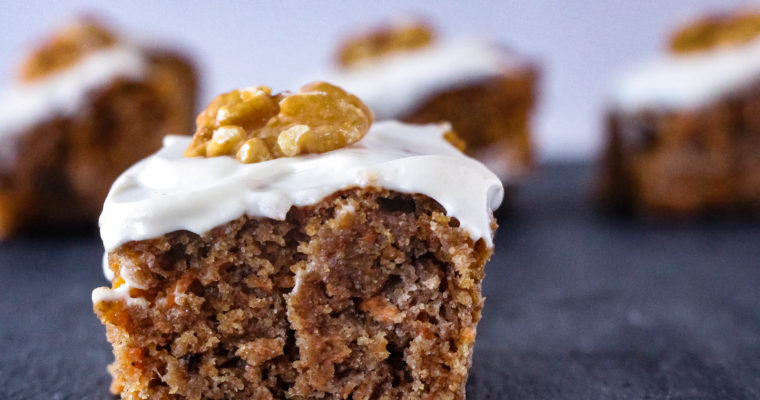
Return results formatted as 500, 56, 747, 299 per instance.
1, 163, 759, 399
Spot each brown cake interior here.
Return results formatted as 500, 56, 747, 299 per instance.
402, 70, 538, 178
94, 188, 494, 399
599, 81, 760, 215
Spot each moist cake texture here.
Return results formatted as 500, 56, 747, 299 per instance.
600, 9, 760, 215
96, 188, 493, 399
0, 19, 196, 236
93, 84, 503, 399
318, 21, 538, 182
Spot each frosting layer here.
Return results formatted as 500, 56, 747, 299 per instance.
320, 39, 525, 120
0, 45, 149, 166
612, 36, 760, 112
99, 121, 504, 251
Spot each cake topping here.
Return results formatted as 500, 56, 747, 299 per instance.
19, 19, 117, 82
185, 82, 374, 163
337, 20, 434, 67
0, 47, 148, 169
670, 10, 760, 54
0, 17, 149, 168
612, 17, 760, 112
100, 121, 503, 251
317, 39, 522, 120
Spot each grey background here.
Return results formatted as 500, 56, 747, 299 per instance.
0, 0, 751, 160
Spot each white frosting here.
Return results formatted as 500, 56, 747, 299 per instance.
0, 45, 149, 167
611, 36, 760, 111
101, 252, 114, 281
92, 285, 148, 307
319, 39, 525, 120
99, 121, 503, 256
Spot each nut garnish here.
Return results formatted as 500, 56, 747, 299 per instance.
670, 10, 760, 54
444, 130, 467, 152
185, 82, 374, 163
337, 20, 434, 68
19, 19, 117, 82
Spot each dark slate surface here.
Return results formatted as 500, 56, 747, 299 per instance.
1, 163, 760, 399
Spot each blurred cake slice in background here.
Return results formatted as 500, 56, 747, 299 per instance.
322, 19, 539, 184
0, 17, 197, 237
600, 8, 760, 216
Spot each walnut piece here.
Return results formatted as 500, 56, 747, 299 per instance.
19, 19, 117, 82
670, 10, 760, 54
337, 20, 434, 68
444, 130, 467, 152
185, 82, 374, 163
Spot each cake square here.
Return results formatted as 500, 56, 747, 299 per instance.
93, 83, 502, 399
600, 9, 760, 215
0, 18, 196, 236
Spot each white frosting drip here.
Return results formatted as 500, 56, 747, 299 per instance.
611, 36, 760, 111
0, 45, 149, 167
99, 121, 503, 255
319, 39, 524, 120
101, 252, 114, 281
92, 284, 128, 303
92, 285, 148, 306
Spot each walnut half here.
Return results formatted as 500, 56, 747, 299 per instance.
336, 20, 435, 68
19, 18, 117, 82
670, 10, 760, 54
184, 82, 374, 163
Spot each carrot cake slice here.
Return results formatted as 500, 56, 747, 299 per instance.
600, 9, 760, 215
0, 18, 197, 236
92, 82, 502, 399
318, 19, 538, 183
